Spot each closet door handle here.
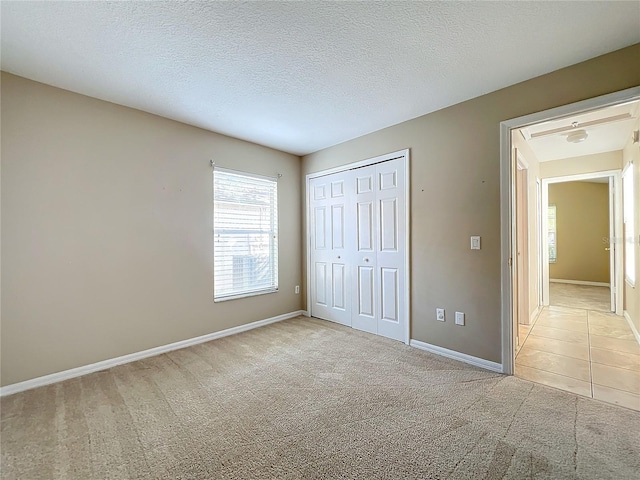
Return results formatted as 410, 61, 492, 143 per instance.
364, 258, 370, 262
337, 255, 341, 259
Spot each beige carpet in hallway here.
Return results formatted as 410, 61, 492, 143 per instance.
2, 317, 639, 479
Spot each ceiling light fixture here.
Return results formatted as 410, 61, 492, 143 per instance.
566, 129, 588, 143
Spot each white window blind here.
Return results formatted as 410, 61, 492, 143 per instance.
213, 168, 278, 301
548, 204, 557, 263
623, 164, 635, 285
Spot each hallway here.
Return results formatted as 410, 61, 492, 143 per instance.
516, 304, 640, 411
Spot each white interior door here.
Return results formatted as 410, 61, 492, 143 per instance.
374, 159, 406, 342
516, 166, 529, 326
352, 165, 378, 334
309, 172, 352, 326
608, 177, 616, 312
309, 152, 408, 342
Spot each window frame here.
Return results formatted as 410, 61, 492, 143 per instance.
213, 167, 279, 302
622, 163, 635, 286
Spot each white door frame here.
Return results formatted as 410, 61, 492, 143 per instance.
515, 149, 530, 328
500, 86, 640, 375
305, 149, 411, 345
540, 170, 622, 315
536, 178, 543, 307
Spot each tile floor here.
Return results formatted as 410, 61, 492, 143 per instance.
548, 281, 611, 311
515, 285, 640, 411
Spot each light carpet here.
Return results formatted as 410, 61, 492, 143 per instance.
1, 317, 639, 479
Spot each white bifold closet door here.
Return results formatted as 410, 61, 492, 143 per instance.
352, 159, 405, 340
309, 173, 353, 326
310, 157, 406, 342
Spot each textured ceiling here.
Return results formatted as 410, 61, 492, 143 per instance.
2, 2, 639, 156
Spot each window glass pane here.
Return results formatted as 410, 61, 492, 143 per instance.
214, 169, 278, 300
548, 204, 557, 263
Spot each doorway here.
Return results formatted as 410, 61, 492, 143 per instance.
306, 149, 410, 344
501, 87, 640, 411
541, 172, 620, 314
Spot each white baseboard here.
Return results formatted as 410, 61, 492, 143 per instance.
0, 310, 305, 397
529, 305, 544, 324
624, 311, 640, 345
409, 339, 503, 373
550, 279, 610, 287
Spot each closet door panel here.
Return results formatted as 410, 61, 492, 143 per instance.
381, 267, 399, 322
380, 198, 398, 252
331, 204, 345, 249
314, 206, 327, 250
357, 202, 374, 252
352, 166, 378, 334
309, 173, 352, 326
314, 262, 328, 306
332, 263, 346, 310
376, 158, 406, 342
357, 265, 375, 318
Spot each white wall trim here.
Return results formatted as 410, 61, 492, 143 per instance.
542, 169, 621, 184
549, 279, 610, 287
500, 85, 640, 375
624, 311, 640, 345
536, 178, 544, 307
529, 305, 544, 324
516, 149, 529, 170
0, 310, 305, 397
410, 339, 503, 373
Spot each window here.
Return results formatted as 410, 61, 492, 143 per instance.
548, 204, 557, 263
623, 163, 635, 285
213, 168, 278, 301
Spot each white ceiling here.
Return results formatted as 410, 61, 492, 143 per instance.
519, 100, 640, 162
2, 2, 639, 156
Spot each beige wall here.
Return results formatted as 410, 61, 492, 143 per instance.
2, 45, 639, 385
0, 73, 303, 386
548, 182, 610, 283
622, 116, 640, 334
540, 151, 623, 179
302, 44, 640, 363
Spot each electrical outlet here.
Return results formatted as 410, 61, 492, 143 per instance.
436, 308, 445, 322
455, 312, 465, 326
295, 285, 300, 294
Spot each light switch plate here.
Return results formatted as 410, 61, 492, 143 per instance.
455, 312, 465, 326
470, 236, 481, 250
